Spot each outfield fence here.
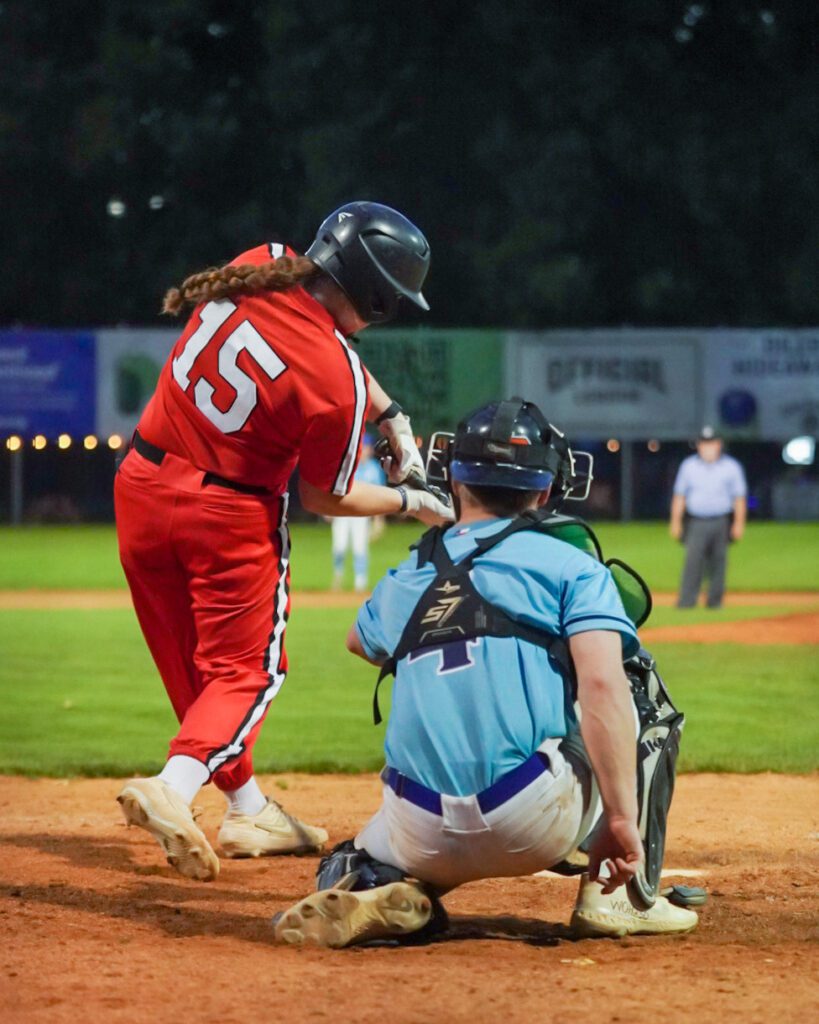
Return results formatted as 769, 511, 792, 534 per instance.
1, 327, 817, 524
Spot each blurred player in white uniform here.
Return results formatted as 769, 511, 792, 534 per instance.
331, 434, 385, 592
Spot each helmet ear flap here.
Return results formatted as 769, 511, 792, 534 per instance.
363, 282, 399, 323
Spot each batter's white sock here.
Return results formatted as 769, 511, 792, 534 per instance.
157, 755, 210, 806
224, 776, 267, 817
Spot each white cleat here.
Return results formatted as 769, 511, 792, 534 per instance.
218, 799, 328, 858
272, 882, 433, 948
117, 777, 220, 881
570, 873, 699, 938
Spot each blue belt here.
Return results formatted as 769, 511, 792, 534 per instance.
381, 750, 550, 817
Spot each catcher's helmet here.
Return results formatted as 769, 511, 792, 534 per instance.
305, 201, 430, 323
450, 398, 570, 493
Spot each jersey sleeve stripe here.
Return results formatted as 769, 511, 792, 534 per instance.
563, 612, 636, 629
332, 330, 368, 496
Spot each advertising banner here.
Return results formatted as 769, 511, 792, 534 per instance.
357, 329, 503, 438
95, 328, 177, 438
504, 330, 702, 439
3, 327, 817, 445
0, 330, 96, 436
701, 330, 819, 440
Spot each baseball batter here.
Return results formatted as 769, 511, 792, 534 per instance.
273, 399, 702, 946
115, 202, 452, 882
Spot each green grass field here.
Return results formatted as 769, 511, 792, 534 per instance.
0, 605, 816, 778
0, 521, 817, 777
1, 520, 818, 593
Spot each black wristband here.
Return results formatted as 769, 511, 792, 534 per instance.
395, 486, 408, 513
375, 400, 404, 425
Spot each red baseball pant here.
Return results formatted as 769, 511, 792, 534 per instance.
114, 447, 290, 792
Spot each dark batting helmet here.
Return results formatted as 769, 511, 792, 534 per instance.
306, 201, 430, 323
450, 398, 571, 493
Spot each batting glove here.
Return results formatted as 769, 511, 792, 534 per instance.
397, 486, 455, 527
376, 403, 426, 486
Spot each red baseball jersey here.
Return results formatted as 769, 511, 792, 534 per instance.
138, 243, 371, 495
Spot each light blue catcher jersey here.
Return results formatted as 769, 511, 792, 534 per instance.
355, 517, 640, 797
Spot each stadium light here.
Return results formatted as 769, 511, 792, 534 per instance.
57, 434, 72, 450
32, 435, 47, 450
108, 434, 124, 450
647, 439, 661, 452
6, 435, 22, 452
84, 435, 98, 451
782, 436, 815, 466
606, 438, 620, 453
106, 198, 126, 218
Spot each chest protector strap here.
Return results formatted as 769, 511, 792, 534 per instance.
372, 510, 573, 724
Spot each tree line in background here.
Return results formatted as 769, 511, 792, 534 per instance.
2, 0, 817, 329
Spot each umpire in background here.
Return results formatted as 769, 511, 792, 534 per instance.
670, 426, 748, 608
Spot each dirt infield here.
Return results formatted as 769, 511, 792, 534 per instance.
640, 611, 819, 645
1, 773, 817, 1024
3, 589, 818, 647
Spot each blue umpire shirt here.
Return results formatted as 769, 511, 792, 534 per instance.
673, 454, 747, 518
355, 518, 640, 797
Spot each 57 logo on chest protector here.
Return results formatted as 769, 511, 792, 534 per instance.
420, 580, 465, 628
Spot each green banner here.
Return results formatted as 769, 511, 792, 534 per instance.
356, 328, 503, 439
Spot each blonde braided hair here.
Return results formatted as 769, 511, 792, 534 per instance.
162, 255, 319, 315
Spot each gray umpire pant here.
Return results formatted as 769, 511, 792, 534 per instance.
678, 514, 732, 608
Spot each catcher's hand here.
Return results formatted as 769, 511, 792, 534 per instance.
377, 409, 426, 485
587, 815, 643, 893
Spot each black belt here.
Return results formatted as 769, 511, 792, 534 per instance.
382, 750, 551, 817
131, 431, 271, 496
132, 430, 166, 466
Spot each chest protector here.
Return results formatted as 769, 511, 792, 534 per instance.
372, 509, 652, 724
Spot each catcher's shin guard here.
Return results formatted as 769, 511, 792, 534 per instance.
566, 651, 688, 906
626, 649, 685, 908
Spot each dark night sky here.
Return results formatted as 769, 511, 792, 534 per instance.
2, 1, 817, 328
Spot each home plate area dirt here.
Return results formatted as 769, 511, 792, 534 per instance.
1, 773, 817, 1024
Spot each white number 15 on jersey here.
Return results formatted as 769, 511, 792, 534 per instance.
172, 299, 287, 434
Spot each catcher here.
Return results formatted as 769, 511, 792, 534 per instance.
273, 399, 705, 947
